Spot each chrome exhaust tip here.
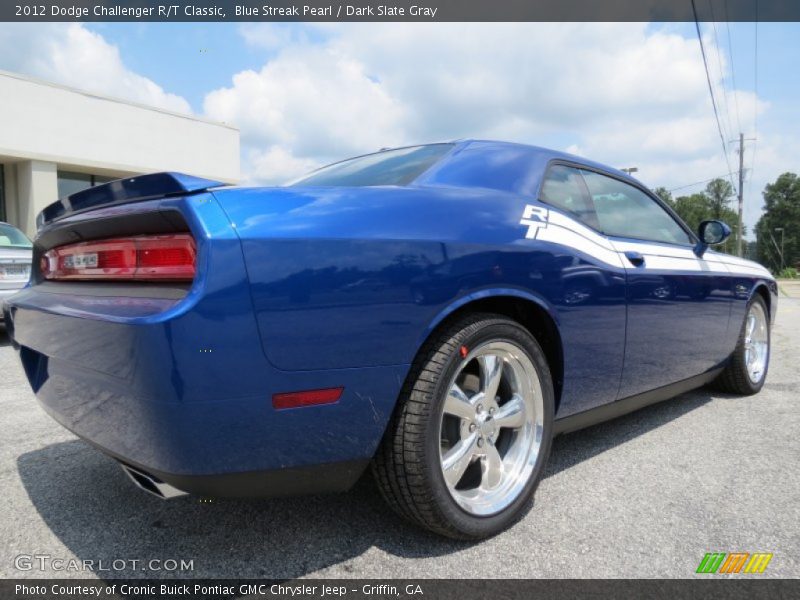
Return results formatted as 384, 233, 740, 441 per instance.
120, 464, 189, 499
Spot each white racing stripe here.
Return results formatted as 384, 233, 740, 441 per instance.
520, 206, 773, 281
609, 239, 728, 273
709, 251, 773, 278
530, 210, 625, 268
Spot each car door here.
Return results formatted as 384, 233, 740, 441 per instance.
534, 164, 628, 416
579, 168, 733, 399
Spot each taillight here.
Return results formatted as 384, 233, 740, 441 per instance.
41, 234, 196, 281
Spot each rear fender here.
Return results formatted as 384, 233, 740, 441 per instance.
415, 287, 560, 352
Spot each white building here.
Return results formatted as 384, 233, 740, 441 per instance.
0, 70, 240, 238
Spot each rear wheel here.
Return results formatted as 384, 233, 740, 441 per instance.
372, 314, 554, 539
714, 295, 770, 395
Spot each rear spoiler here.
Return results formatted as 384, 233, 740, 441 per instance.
37, 172, 229, 230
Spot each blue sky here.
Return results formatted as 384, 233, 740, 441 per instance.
1, 22, 798, 235
87, 23, 262, 109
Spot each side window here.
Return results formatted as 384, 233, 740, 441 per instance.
538, 165, 601, 230
580, 170, 693, 245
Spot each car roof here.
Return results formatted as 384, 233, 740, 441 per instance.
452, 139, 640, 184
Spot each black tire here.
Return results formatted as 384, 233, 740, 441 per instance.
372, 313, 554, 540
713, 295, 771, 395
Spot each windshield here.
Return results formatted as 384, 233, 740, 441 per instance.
0, 223, 32, 248
289, 144, 454, 187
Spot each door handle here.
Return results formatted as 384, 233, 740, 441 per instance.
624, 251, 645, 267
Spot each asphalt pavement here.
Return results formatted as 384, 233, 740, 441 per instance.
1, 298, 798, 579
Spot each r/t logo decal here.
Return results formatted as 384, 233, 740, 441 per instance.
520, 205, 549, 239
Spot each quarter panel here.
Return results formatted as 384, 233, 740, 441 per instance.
216, 186, 628, 417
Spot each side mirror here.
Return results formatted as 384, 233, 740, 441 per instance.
694, 220, 731, 257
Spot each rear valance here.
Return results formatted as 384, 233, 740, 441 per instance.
38, 172, 228, 230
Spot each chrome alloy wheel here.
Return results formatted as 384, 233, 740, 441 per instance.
744, 301, 769, 384
438, 341, 544, 516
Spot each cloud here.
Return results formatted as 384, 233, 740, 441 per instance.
204, 40, 407, 182
238, 23, 317, 51
244, 145, 321, 184
0, 21, 786, 233
207, 24, 747, 180
0, 23, 191, 114
208, 22, 785, 234
333, 24, 765, 166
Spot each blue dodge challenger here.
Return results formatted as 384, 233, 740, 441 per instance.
4, 140, 776, 539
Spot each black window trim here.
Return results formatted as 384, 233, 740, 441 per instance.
537, 159, 699, 248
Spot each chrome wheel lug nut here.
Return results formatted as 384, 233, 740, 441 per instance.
477, 438, 484, 448
469, 423, 477, 432
476, 404, 484, 413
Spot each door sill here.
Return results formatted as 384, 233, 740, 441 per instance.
554, 368, 724, 435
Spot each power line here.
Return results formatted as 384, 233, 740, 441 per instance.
748, 17, 759, 202
723, 0, 743, 134
668, 174, 734, 193
691, 0, 738, 192
708, 1, 734, 141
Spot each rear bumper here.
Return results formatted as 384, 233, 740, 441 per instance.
6, 294, 405, 496
114, 452, 369, 499
4, 192, 407, 497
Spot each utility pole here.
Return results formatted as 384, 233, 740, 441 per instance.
729, 133, 756, 257
775, 227, 785, 271
736, 132, 745, 257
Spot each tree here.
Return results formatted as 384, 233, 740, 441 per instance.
745, 240, 759, 261
672, 193, 711, 233
704, 178, 735, 219
703, 179, 742, 254
755, 172, 800, 274
652, 186, 674, 207
665, 184, 743, 255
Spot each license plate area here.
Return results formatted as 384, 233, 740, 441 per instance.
0, 264, 31, 280
63, 254, 99, 269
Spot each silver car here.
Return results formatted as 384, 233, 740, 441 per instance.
0, 222, 32, 322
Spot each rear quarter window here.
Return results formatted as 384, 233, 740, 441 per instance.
289, 144, 454, 187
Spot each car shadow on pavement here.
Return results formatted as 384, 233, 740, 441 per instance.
16, 388, 714, 579
0, 328, 11, 347
546, 389, 713, 477
16, 441, 462, 578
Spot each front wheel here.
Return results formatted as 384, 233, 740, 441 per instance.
713, 295, 771, 395
372, 314, 554, 539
